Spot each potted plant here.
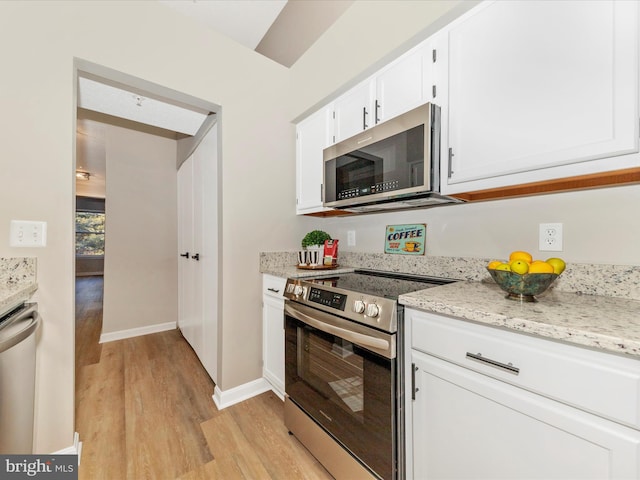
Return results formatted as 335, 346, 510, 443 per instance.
302, 230, 332, 250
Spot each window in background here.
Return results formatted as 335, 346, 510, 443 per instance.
76, 211, 105, 256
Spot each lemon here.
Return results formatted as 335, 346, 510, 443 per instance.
546, 257, 566, 275
509, 250, 533, 263
529, 261, 554, 273
487, 260, 503, 270
494, 263, 511, 272
509, 259, 529, 275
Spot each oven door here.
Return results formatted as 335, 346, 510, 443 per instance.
284, 301, 396, 480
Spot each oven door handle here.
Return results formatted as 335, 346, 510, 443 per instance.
285, 302, 395, 359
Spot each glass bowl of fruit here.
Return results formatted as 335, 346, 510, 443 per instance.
487, 252, 565, 302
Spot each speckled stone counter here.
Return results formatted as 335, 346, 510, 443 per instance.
400, 280, 640, 358
260, 251, 640, 358
261, 251, 640, 300
0, 258, 37, 317
260, 251, 355, 278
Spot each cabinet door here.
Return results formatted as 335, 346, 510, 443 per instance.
412, 350, 640, 480
262, 294, 285, 399
296, 105, 333, 214
447, 0, 638, 188
376, 47, 425, 124
333, 80, 374, 143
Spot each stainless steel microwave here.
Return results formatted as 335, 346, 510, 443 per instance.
323, 103, 462, 213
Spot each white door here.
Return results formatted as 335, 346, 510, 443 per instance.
177, 124, 218, 383
177, 155, 198, 350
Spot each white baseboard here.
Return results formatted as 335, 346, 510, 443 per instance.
53, 432, 82, 464
213, 378, 273, 410
99, 321, 177, 343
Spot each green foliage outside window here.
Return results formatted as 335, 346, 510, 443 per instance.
76, 211, 105, 256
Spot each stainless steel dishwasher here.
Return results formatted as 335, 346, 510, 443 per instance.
0, 303, 40, 454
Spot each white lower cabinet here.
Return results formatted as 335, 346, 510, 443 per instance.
407, 309, 640, 479
262, 274, 286, 398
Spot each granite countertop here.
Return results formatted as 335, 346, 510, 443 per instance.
0, 257, 38, 317
261, 265, 356, 279
0, 282, 38, 317
400, 280, 640, 358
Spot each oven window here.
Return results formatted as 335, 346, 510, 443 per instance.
285, 315, 395, 479
305, 330, 365, 419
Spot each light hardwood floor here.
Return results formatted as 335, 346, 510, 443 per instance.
74, 276, 333, 479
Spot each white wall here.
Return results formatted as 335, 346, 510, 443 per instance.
102, 125, 178, 334
316, 184, 640, 266
0, 0, 293, 452
289, 1, 640, 268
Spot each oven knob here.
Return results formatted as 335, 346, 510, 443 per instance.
294, 285, 304, 296
366, 303, 380, 318
353, 300, 365, 314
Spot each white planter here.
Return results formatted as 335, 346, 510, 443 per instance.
305, 245, 324, 266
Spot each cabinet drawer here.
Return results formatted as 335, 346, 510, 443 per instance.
409, 309, 640, 429
263, 274, 286, 300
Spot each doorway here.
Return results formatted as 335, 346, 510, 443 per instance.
73, 59, 221, 422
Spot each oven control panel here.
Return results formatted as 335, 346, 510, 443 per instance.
308, 287, 347, 311
284, 278, 397, 332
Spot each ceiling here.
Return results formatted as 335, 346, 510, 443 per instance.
157, 0, 288, 51
76, 0, 353, 198
158, 0, 353, 68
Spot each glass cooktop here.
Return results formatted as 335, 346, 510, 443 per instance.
304, 269, 458, 300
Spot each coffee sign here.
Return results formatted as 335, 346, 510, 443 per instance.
384, 224, 426, 255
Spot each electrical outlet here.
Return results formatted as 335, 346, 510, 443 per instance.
347, 230, 356, 247
539, 223, 563, 252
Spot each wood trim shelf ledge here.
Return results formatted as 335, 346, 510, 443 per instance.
449, 167, 640, 203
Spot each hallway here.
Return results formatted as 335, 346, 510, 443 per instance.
74, 276, 332, 479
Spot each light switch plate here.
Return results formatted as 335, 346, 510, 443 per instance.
347, 230, 356, 247
10, 220, 47, 247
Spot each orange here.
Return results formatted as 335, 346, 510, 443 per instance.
509, 250, 533, 263
529, 261, 554, 273
487, 260, 503, 270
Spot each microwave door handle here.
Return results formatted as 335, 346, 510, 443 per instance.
284, 303, 392, 357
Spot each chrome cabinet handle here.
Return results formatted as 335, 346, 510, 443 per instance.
466, 352, 519, 375
363, 106, 368, 130
375, 99, 380, 124
180, 252, 189, 258
192, 253, 200, 261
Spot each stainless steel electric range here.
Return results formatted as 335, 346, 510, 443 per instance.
283, 269, 457, 480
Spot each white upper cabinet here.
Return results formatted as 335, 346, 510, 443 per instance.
445, 0, 639, 191
376, 46, 427, 124
333, 79, 374, 143
296, 104, 334, 214
333, 43, 432, 144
